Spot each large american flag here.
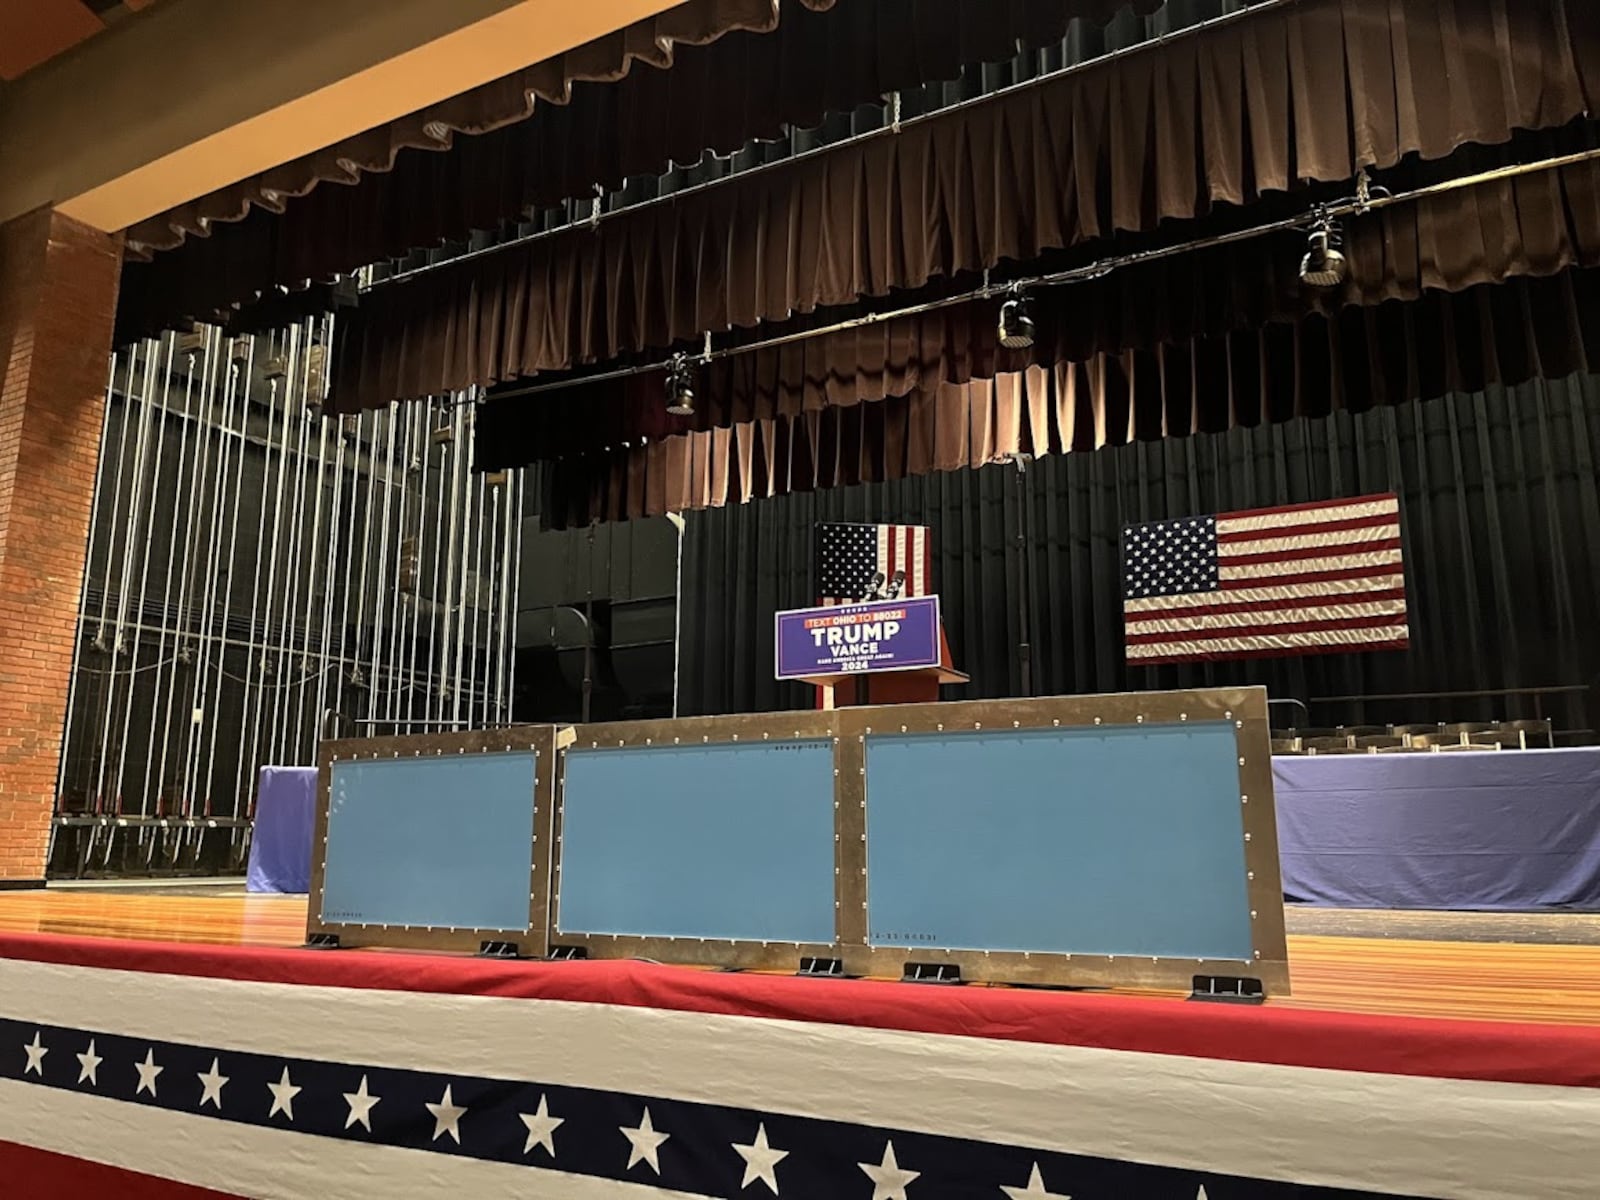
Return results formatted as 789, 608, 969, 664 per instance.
816, 523, 931, 605
1123, 494, 1409, 665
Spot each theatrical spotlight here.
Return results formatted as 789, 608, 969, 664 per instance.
665, 352, 696, 416
1299, 213, 1347, 288
997, 285, 1035, 350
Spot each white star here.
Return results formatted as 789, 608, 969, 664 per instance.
1197, 1189, 1210, 1200
732, 1122, 789, 1194
343, 1074, 381, 1132
1001, 1162, 1071, 1198
134, 1048, 163, 1097
22, 1031, 47, 1076
519, 1093, 563, 1156
267, 1065, 302, 1121
859, 1140, 919, 1200
621, 1107, 670, 1174
426, 1084, 467, 1144
75, 1039, 102, 1086
197, 1057, 229, 1109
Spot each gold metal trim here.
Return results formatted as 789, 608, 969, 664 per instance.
831, 688, 1290, 994
306, 726, 560, 956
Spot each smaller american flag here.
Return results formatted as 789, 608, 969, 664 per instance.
816, 523, 931, 605
1123, 494, 1409, 665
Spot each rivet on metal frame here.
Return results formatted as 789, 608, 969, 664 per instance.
1244, 833, 1252, 842
1248, 870, 1255, 880
1013, 721, 1020, 729
591, 741, 598, 749
834, 769, 840, 777
975, 722, 982, 730
1094, 717, 1102, 725
1136, 715, 1145, 724
1250, 910, 1258, 919
646, 738, 652, 745
1238, 757, 1246, 767
332, 755, 340, 762
1254, 951, 1262, 960
901, 725, 908, 733
703, 735, 710, 743
732, 734, 739, 741
866, 726, 873, 734
937, 723, 944, 731
1180, 713, 1188, 722
1241, 794, 1249, 804
674, 737, 681, 744
619, 739, 626, 747
1236, 721, 1244, 730
393, 751, 399, 758
1052, 719, 1060, 727
762, 732, 769, 740
859, 768, 865, 776
1225, 710, 1234, 720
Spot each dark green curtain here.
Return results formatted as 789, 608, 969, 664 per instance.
679, 374, 1600, 729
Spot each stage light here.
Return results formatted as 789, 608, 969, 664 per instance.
1299, 214, 1347, 288
997, 286, 1035, 350
665, 353, 696, 416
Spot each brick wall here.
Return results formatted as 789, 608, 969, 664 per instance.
0, 207, 121, 884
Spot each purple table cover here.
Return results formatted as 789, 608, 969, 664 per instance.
246, 766, 317, 894
1273, 747, 1600, 911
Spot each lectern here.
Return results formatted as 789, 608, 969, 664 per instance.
775, 595, 967, 708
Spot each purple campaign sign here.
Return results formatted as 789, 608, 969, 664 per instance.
775, 596, 942, 680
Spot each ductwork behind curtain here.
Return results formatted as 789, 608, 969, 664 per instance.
330, 0, 1600, 411
117, 0, 1173, 335
676, 369, 1600, 721
521, 268, 1600, 527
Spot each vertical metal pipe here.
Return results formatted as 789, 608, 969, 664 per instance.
312, 402, 349, 738
492, 476, 512, 726
382, 404, 416, 729
142, 338, 202, 816
367, 403, 400, 729
93, 341, 155, 815
328, 410, 365, 726
112, 334, 175, 822
269, 325, 315, 765
238, 332, 294, 816
437, 402, 466, 730
55, 350, 120, 812
187, 338, 248, 813
484, 483, 500, 727
507, 469, 524, 726
425, 405, 451, 732
349, 406, 383, 727
158, 328, 220, 821
450, 400, 477, 727
401, 399, 435, 733
293, 385, 332, 762
467, 439, 488, 727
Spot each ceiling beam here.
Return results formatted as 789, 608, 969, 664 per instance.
0, 0, 683, 232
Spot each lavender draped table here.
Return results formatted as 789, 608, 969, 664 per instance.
1273, 747, 1600, 911
246, 766, 317, 894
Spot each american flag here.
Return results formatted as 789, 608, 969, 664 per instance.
1123, 494, 1409, 665
816, 523, 931, 605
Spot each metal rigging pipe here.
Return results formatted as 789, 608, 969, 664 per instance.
367, 402, 401, 729
186, 338, 246, 814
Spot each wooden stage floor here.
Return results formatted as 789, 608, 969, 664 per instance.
4, 888, 1600, 1026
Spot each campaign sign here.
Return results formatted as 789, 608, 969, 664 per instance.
775, 595, 942, 680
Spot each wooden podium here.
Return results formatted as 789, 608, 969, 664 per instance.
804, 625, 967, 709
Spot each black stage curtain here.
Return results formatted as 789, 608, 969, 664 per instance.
678, 373, 1600, 729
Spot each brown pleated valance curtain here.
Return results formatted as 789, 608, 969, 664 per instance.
474, 156, 1600, 464
329, 0, 1600, 413
524, 268, 1600, 527
117, 0, 1170, 337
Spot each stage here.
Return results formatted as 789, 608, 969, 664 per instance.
5, 889, 1600, 1027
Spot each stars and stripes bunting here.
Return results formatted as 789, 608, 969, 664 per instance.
2, 932, 1597, 1198
1123, 494, 1409, 665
